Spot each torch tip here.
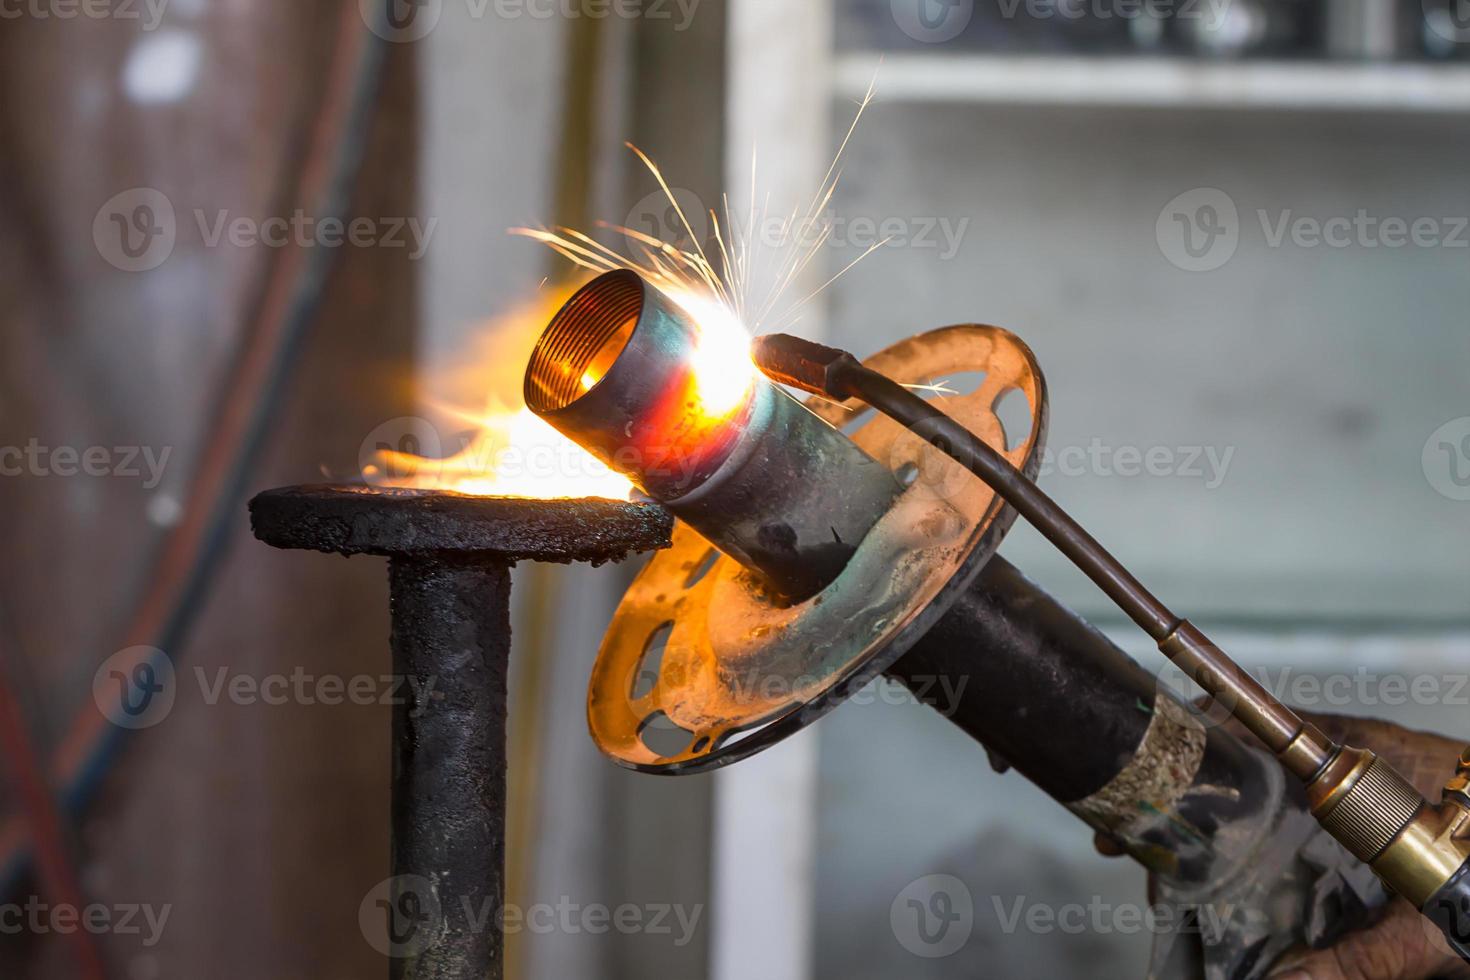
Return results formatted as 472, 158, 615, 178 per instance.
750, 333, 861, 401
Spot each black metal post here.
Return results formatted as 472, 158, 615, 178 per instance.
250, 485, 673, 979
388, 556, 512, 978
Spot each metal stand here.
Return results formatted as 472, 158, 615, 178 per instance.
250, 485, 672, 979
388, 556, 511, 978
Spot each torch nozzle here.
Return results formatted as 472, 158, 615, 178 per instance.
750, 333, 862, 401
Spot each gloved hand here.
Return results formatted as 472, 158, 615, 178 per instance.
1094, 709, 1470, 980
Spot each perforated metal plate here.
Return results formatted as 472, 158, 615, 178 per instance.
587, 325, 1049, 773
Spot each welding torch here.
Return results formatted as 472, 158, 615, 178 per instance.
751, 331, 1470, 962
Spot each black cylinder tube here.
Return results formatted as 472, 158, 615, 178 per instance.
388, 556, 511, 980
887, 555, 1278, 885
1425, 859, 1470, 963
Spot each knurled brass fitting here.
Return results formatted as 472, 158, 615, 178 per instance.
1310, 746, 1470, 909
1311, 749, 1427, 864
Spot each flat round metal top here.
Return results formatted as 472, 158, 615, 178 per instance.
250, 484, 673, 564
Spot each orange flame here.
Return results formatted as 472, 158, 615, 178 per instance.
371, 404, 633, 499
364, 284, 753, 499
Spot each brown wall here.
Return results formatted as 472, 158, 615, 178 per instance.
0, 3, 419, 975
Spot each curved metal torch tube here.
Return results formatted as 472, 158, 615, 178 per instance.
525, 270, 903, 600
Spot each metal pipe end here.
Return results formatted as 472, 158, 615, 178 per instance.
523, 270, 752, 502
525, 269, 641, 414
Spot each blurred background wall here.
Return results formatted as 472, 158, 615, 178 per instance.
0, 0, 1466, 977
813, 3, 1470, 977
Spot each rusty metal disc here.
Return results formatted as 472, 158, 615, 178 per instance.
587, 325, 1049, 773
